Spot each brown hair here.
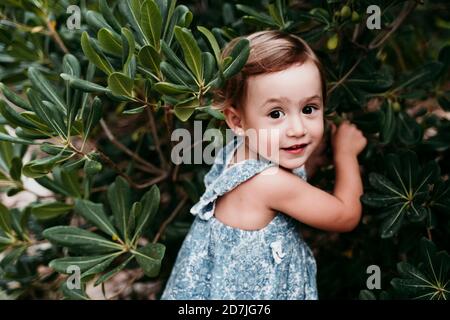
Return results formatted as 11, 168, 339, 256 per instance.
213, 30, 326, 111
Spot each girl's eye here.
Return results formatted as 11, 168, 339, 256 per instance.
269, 110, 285, 119
302, 105, 318, 115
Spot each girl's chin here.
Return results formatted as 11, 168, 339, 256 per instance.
277, 158, 307, 170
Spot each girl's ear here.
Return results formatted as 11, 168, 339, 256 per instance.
223, 106, 245, 135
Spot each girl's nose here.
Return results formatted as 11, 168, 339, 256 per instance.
286, 116, 307, 137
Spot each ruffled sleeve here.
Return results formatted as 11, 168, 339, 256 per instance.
191, 159, 276, 220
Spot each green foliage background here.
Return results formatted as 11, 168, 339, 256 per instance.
0, 0, 449, 299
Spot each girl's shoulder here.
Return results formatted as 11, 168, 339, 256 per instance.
191, 135, 308, 220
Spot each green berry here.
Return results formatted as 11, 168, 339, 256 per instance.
327, 34, 339, 50
340, 5, 351, 18
392, 102, 401, 112
351, 11, 360, 22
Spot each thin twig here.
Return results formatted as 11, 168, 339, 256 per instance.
100, 119, 163, 175
93, 141, 169, 189
327, 55, 363, 95
146, 108, 169, 170
328, 1, 418, 95
368, 1, 418, 50
46, 19, 68, 54
152, 195, 188, 244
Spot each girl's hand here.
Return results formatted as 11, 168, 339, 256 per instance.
330, 120, 367, 157
305, 132, 328, 178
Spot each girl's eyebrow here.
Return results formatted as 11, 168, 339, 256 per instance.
260, 95, 322, 109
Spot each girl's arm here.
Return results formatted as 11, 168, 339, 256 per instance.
254, 121, 367, 232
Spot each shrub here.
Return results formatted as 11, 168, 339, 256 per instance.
0, 0, 448, 299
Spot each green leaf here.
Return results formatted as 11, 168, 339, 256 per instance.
49, 253, 119, 274
380, 100, 396, 144
9, 157, 22, 181
22, 154, 70, 178
74, 199, 119, 240
138, 45, 161, 75
160, 61, 195, 87
174, 26, 202, 81
380, 202, 407, 238
236, 4, 277, 27
141, 0, 162, 50
107, 176, 131, 242
118, 0, 147, 46
60, 73, 111, 94
27, 89, 67, 139
173, 97, 199, 122
20, 111, 53, 133
174, 107, 195, 122
60, 282, 89, 300
160, 40, 196, 78
121, 27, 136, 77
43, 226, 123, 253
0, 131, 36, 145
153, 82, 191, 95
202, 52, 216, 85
205, 106, 225, 120
391, 238, 449, 299
123, 105, 147, 115
30, 202, 73, 220
94, 255, 134, 287
82, 97, 103, 140
430, 180, 450, 215
394, 61, 443, 91
268, 2, 285, 27
108, 72, 134, 97
80, 255, 117, 280
396, 112, 423, 145
197, 26, 221, 69
34, 176, 70, 197
27, 67, 66, 114
99, 0, 122, 33
368, 172, 404, 198
0, 202, 13, 234
0, 233, 13, 246
0, 245, 27, 268
86, 10, 112, 32
81, 32, 114, 75
62, 54, 81, 78
0, 83, 31, 111
361, 192, 403, 208
131, 185, 160, 243
132, 243, 165, 277
58, 167, 82, 197
358, 289, 377, 300
97, 28, 122, 57
0, 101, 37, 129
222, 38, 250, 79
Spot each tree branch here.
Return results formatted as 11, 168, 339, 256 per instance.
46, 19, 68, 54
146, 108, 169, 171
152, 195, 188, 244
100, 119, 163, 175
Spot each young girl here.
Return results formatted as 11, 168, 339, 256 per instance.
161, 30, 367, 300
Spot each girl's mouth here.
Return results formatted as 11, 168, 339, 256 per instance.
281, 143, 309, 155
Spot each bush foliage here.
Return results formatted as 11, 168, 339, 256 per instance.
0, 0, 449, 299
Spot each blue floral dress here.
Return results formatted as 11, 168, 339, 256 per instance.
161, 136, 318, 300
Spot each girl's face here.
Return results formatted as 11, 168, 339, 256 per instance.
227, 60, 324, 170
